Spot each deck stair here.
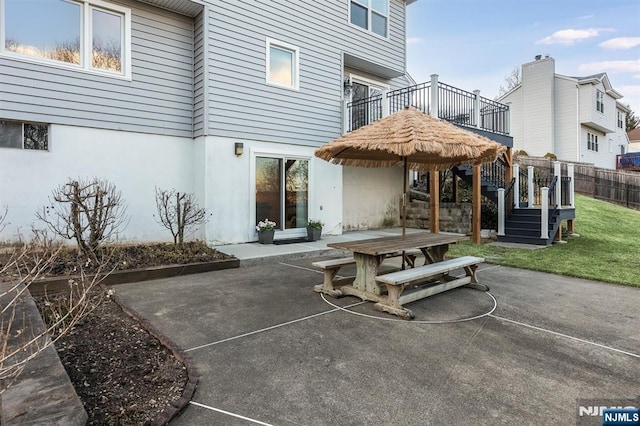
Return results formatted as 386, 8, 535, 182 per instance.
453, 165, 501, 204
497, 208, 560, 246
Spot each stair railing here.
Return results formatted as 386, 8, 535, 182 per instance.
547, 176, 558, 209
513, 164, 530, 208
481, 158, 506, 189
497, 178, 515, 237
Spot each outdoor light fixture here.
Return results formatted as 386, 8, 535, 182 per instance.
343, 77, 353, 96
234, 142, 244, 156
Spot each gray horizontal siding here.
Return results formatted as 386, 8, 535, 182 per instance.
193, 10, 205, 137
204, 0, 408, 145
0, 0, 196, 138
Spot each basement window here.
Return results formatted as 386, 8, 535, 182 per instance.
0, 120, 49, 150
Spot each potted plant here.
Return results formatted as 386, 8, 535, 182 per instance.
307, 219, 323, 241
256, 218, 276, 244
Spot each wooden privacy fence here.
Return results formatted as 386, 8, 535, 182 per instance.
516, 156, 640, 210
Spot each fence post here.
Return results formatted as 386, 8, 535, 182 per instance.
626, 183, 630, 208
528, 166, 534, 208
473, 89, 481, 128
513, 164, 520, 209
554, 161, 562, 208
541, 187, 549, 240
430, 74, 439, 119
498, 188, 505, 236
567, 164, 575, 208
382, 90, 390, 118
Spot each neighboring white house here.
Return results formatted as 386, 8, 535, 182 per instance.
498, 55, 629, 169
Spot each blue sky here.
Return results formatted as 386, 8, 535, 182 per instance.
406, 0, 640, 116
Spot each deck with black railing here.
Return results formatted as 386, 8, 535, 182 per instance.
346, 75, 510, 137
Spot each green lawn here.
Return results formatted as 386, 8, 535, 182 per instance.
448, 194, 640, 287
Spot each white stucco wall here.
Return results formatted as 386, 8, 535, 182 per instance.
0, 129, 346, 245
199, 137, 343, 245
0, 125, 195, 243
342, 166, 403, 230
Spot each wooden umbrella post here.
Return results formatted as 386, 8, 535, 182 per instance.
402, 157, 407, 239
472, 164, 481, 244
429, 170, 440, 234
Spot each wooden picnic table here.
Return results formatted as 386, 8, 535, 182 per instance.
325, 232, 468, 302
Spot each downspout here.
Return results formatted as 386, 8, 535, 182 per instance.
576, 83, 580, 162
203, 5, 210, 137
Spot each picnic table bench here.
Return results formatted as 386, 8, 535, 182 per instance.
313, 233, 488, 320
312, 249, 423, 296
312, 257, 356, 297
374, 255, 487, 319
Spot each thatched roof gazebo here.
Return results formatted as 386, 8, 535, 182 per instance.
315, 107, 506, 241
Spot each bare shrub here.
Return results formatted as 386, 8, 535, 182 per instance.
0, 230, 111, 394
36, 178, 128, 258
155, 188, 208, 247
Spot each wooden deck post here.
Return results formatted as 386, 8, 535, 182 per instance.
504, 148, 513, 183
429, 171, 440, 233
472, 165, 481, 244
453, 172, 459, 204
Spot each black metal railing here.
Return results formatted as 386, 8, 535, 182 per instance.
346, 80, 510, 135
479, 96, 510, 135
387, 82, 430, 115
547, 176, 558, 208
518, 166, 529, 207
504, 178, 516, 218
347, 96, 383, 131
561, 176, 572, 206
481, 158, 506, 189
437, 82, 477, 127
531, 177, 555, 206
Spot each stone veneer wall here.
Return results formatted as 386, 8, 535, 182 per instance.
404, 201, 472, 234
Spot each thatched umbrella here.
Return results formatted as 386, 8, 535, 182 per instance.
315, 106, 506, 238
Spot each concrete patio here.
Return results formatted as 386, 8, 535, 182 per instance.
112, 230, 640, 425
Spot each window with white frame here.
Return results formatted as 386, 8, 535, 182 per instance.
587, 132, 598, 152
1, 0, 131, 78
350, 0, 388, 37
596, 90, 604, 113
266, 39, 299, 90
618, 110, 624, 129
0, 120, 49, 150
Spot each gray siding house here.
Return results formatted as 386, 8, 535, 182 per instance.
0, 0, 418, 244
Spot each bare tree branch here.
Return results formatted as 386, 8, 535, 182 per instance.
36, 178, 128, 258
0, 230, 114, 394
154, 188, 208, 246
498, 67, 522, 97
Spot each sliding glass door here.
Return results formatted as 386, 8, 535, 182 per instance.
256, 156, 308, 230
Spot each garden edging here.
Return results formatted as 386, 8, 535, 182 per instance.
2, 258, 237, 425
28, 258, 240, 296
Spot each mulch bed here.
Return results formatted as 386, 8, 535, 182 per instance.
42, 294, 188, 425
2, 241, 234, 425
